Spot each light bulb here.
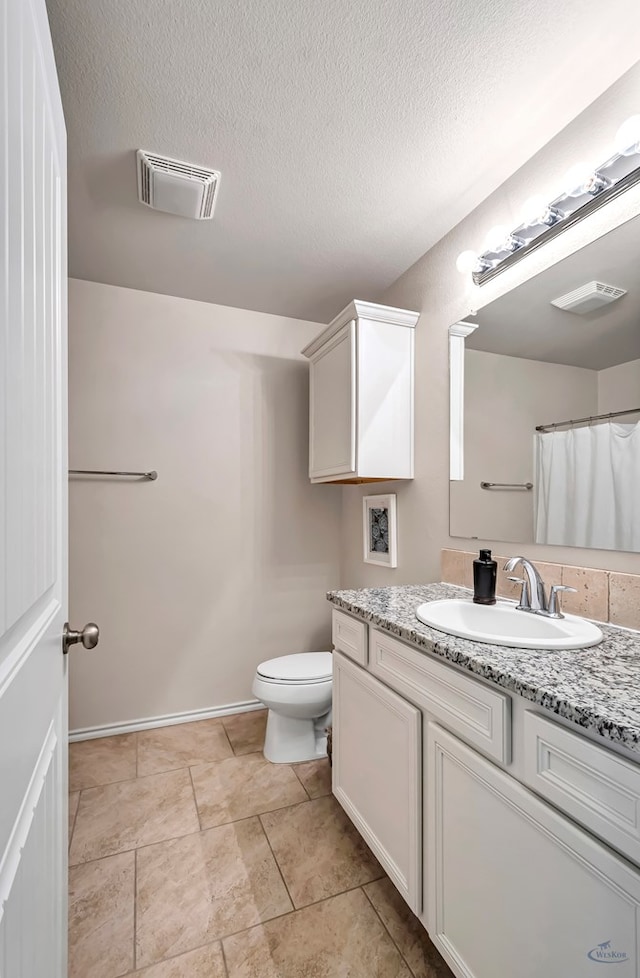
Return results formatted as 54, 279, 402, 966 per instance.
520, 195, 563, 228
456, 250, 478, 274
614, 115, 640, 157
484, 225, 510, 252
520, 195, 549, 226
563, 163, 594, 197
562, 163, 609, 198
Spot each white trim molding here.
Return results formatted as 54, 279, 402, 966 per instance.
302, 300, 419, 358
69, 698, 264, 742
449, 321, 478, 481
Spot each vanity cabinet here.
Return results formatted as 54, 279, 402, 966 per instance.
330, 606, 640, 978
302, 301, 419, 484
427, 722, 640, 978
332, 650, 422, 911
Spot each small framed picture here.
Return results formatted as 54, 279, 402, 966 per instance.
363, 494, 397, 567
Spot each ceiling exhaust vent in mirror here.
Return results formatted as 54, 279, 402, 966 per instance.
550, 281, 627, 314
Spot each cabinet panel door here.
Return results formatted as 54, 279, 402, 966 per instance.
309, 322, 355, 479
333, 651, 421, 911
356, 318, 414, 479
427, 722, 640, 978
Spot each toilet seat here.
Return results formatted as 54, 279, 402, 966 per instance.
257, 651, 332, 685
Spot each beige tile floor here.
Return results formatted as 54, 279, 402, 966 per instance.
68, 709, 453, 978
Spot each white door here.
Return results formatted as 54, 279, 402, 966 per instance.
333, 651, 422, 911
1, 0, 71, 972
427, 722, 640, 978
308, 321, 356, 480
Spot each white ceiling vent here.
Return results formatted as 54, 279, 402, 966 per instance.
136, 150, 220, 220
550, 280, 627, 314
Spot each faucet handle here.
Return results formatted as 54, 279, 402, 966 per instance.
547, 584, 577, 619
507, 576, 531, 611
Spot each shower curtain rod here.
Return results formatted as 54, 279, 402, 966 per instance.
536, 407, 640, 433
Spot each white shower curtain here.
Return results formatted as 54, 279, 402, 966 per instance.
534, 422, 640, 551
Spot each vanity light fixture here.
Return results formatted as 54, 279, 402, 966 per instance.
456, 114, 640, 286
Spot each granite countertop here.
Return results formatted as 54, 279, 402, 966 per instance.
327, 583, 640, 756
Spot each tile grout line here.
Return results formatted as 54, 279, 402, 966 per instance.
133, 847, 138, 971
70, 773, 138, 792
68, 789, 81, 850
257, 811, 297, 911
218, 880, 390, 949
72, 755, 323, 805
203, 795, 316, 830
70, 760, 222, 815
361, 884, 418, 978
70, 796, 327, 869
94, 847, 387, 974
290, 764, 312, 801
83, 880, 392, 978
295, 877, 386, 914
188, 764, 203, 832
218, 718, 239, 757
70, 712, 264, 789
118, 937, 227, 977
219, 938, 231, 978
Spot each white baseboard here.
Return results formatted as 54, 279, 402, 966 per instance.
69, 699, 264, 742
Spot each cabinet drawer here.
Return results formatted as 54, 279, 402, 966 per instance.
370, 628, 511, 763
523, 711, 640, 865
332, 609, 368, 665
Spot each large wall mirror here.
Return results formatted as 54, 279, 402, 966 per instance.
450, 212, 640, 553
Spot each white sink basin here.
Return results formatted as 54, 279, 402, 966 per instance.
415, 599, 603, 650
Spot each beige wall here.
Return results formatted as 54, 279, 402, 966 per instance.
450, 350, 597, 542
340, 63, 640, 588
598, 358, 640, 414
68, 280, 341, 731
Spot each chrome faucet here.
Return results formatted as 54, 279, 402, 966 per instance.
504, 556, 547, 612
503, 556, 576, 618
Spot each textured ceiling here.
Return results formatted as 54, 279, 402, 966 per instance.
468, 214, 640, 370
46, 0, 640, 322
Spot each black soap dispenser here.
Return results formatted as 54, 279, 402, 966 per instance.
473, 549, 497, 605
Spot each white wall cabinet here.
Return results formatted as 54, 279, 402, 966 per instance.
332, 650, 422, 911
303, 301, 419, 484
427, 721, 640, 978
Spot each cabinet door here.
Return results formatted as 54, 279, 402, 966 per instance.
427, 722, 640, 978
309, 322, 356, 479
333, 651, 421, 911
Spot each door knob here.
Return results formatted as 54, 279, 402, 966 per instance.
63, 622, 100, 655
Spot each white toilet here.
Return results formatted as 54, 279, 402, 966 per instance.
252, 651, 333, 763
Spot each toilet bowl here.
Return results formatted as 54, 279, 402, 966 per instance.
252, 652, 333, 763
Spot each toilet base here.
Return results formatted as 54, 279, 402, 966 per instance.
264, 709, 330, 764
